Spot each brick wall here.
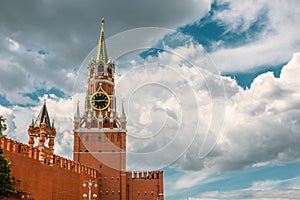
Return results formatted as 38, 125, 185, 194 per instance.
0, 137, 99, 200
126, 171, 164, 200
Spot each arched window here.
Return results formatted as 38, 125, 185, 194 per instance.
98, 63, 104, 72
98, 136, 102, 142
85, 135, 89, 141
107, 68, 112, 76
92, 119, 97, 128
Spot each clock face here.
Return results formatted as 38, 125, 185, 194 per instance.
90, 92, 110, 111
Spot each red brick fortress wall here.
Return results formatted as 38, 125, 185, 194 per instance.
0, 137, 99, 200
126, 171, 164, 200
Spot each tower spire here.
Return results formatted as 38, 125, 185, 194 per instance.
96, 17, 108, 63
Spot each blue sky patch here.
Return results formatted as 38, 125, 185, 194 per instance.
23, 87, 66, 102
0, 94, 12, 107
222, 63, 285, 89
38, 49, 49, 55
139, 0, 270, 56
139, 48, 166, 58
166, 161, 300, 199
177, 4, 269, 52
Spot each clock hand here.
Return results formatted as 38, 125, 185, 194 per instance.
94, 100, 108, 102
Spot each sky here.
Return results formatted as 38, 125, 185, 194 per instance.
1, 0, 300, 199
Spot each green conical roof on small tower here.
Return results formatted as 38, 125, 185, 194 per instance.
34, 99, 51, 128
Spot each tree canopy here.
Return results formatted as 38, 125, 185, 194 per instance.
0, 115, 13, 197
0, 115, 7, 137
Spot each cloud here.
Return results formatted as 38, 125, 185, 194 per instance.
0, 35, 77, 105
71, 34, 300, 174
172, 170, 216, 190
0, 0, 213, 105
2, 0, 300, 105
1, 2, 300, 195
6, 37, 20, 52
110, 41, 300, 174
189, 177, 300, 200
1, 38, 300, 176
103, 42, 230, 171
169, 51, 300, 173
210, 0, 300, 72
0, 28, 299, 200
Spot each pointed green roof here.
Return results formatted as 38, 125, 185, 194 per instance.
34, 99, 51, 128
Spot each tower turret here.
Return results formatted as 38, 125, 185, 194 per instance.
74, 101, 80, 130
27, 99, 56, 164
74, 101, 80, 121
120, 100, 126, 129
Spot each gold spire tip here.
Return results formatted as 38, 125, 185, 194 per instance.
101, 17, 105, 31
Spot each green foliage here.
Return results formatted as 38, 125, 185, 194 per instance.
0, 116, 17, 198
0, 115, 7, 137
0, 146, 13, 197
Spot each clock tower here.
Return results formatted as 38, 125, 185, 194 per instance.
73, 18, 127, 199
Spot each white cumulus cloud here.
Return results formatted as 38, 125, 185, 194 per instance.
211, 0, 300, 72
